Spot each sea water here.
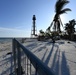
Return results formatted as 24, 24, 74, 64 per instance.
0, 38, 12, 43
0, 38, 23, 43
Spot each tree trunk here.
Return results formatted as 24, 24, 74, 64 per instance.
71, 33, 74, 41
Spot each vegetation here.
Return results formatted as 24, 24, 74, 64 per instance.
38, 0, 76, 41
50, 0, 71, 33
65, 19, 76, 40
39, 30, 45, 36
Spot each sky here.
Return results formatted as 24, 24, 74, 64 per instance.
0, 0, 76, 37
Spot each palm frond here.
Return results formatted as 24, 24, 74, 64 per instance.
50, 21, 53, 28
56, 0, 69, 13
58, 8, 71, 15
59, 17, 63, 27
55, 0, 62, 12
46, 26, 50, 31
53, 22, 56, 31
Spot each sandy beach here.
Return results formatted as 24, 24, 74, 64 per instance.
0, 38, 76, 75
23, 39, 76, 75
0, 39, 12, 75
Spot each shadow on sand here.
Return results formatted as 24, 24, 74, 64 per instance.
51, 47, 59, 71
44, 43, 54, 65
0, 55, 13, 75
51, 50, 70, 75
40, 41, 70, 75
61, 51, 70, 75
26, 42, 38, 50
41, 49, 48, 61
33, 41, 52, 53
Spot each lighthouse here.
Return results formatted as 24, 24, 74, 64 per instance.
31, 15, 37, 37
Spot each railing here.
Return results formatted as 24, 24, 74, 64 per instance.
12, 38, 54, 75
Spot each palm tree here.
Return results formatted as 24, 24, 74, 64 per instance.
39, 30, 45, 35
50, 0, 71, 32
65, 19, 76, 40
38, 30, 45, 41
46, 26, 51, 33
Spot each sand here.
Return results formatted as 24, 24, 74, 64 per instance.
0, 40, 12, 75
0, 38, 76, 75
23, 39, 76, 75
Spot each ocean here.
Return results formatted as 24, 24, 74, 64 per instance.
0, 38, 24, 43
0, 38, 12, 43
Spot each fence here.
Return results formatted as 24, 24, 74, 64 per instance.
12, 38, 54, 75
